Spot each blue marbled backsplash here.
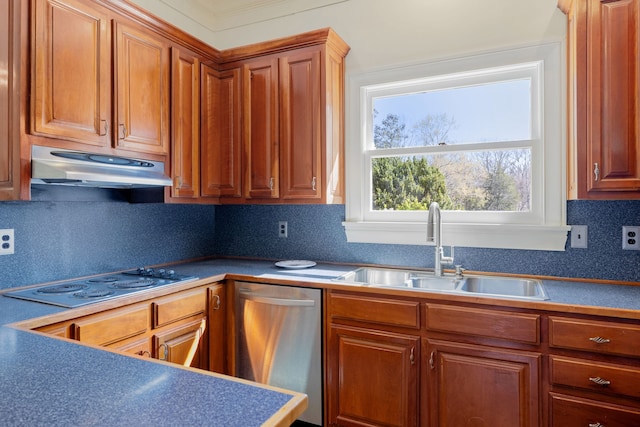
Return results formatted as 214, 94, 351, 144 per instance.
1, 195, 639, 289
214, 200, 640, 282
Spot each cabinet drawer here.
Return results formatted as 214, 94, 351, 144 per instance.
426, 304, 540, 344
550, 393, 640, 427
152, 287, 206, 328
549, 316, 640, 357
551, 356, 640, 400
72, 305, 148, 346
329, 292, 420, 329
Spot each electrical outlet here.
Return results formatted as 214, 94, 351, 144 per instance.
570, 225, 588, 249
622, 226, 640, 250
0, 229, 15, 255
278, 221, 288, 238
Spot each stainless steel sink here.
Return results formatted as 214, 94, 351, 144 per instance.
457, 276, 548, 300
334, 267, 549, 300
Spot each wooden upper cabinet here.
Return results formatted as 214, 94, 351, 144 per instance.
561, 0, 640, 199
0, 0, 21, 200
223, 28, 350, 204
168, 46, 200, 199
114, 21, 170, 155
200, 64, 242, 199
31, 0, 111, 147
242, 56, 280, 199
30, 0, 170, 156
280, 49, 322, 200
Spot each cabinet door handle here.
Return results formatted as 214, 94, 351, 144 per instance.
136, 350, 150, 358
593, 162, 600, 181
100, 120, 108, 136
174, 176, 182, 189
158, 343, 168, 361
409, 347, 415, 365
212, 294, 221, 310
119, 124, 127, 140
589, 376, 611, 386
311, 176, 316, 191
429, 351, 435, 369
589, 423, 605, 427
269, 177, 274, 191
589, 336, 611, 344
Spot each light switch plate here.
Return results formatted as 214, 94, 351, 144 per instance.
570, 225, 588, 249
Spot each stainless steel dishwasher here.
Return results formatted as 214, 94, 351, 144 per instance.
234, 282, 322, 426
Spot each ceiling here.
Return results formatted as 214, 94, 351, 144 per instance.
156, 0, 348, 32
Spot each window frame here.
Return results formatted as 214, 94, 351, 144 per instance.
343, 42, 570, 251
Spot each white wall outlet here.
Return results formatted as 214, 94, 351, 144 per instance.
622, 226, 640, 250
570, 225, 588, 249
0, 229, 15, 255
278, 221, 288, 238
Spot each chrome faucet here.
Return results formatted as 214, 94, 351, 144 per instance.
427, 202, 454, 276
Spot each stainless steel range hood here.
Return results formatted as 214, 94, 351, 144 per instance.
31, 145, 172, 188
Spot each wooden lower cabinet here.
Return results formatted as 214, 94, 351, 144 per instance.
425, 339, 541, 427
327, 325, 419, 427
547, 315, 640, 426
34, 283, 224, 372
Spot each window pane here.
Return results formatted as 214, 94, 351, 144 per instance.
372, 79, 531, 148
371, 149, 531, 212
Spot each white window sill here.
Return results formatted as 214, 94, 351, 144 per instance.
343, 221, 570, 251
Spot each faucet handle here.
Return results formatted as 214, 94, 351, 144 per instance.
455, 265, 465, 279
441, 246, 454, 266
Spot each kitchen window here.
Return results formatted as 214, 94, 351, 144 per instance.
343, 42, 570, 250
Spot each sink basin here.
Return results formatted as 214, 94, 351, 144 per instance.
457, 277, 548, 300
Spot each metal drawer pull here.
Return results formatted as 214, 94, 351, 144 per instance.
409, 347, 415, 365
589, 336, 610, 344
589, 376, 611, 386
589, 423, 604, 427
311, 176, 316, 191
269, 177, 274, 191
593, 162, 600, 181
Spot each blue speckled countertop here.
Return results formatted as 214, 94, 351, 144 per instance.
1, 257, 639, 427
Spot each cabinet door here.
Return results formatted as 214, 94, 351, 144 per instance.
0, 0, 20, 200
426, 339, 541, 427
279, 49, 322, 200
569, 0, 640, 198
242, 57, 279, 199
201, 65, 242, 198
327, 325, 419, 427
208, 284, 227, 373
153, 317, 208, 370
31, 0, 111, 147
169, 46, 199, 198
114, 21, 169, 155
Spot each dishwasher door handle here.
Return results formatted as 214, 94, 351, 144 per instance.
239, 291, 316, 307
